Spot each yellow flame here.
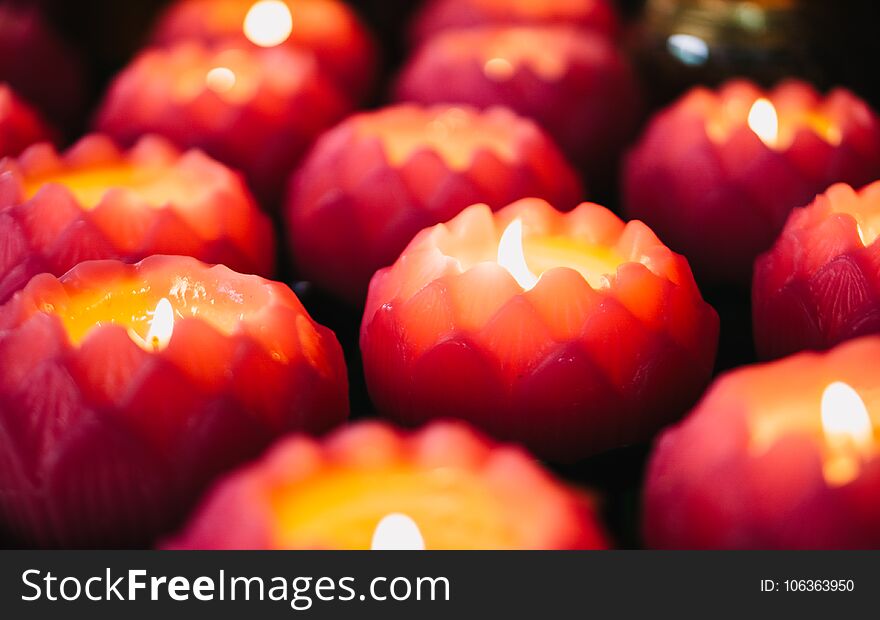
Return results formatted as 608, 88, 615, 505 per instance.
484, 57, 515, 81
820, 381, 874, 486
748, 98, 779, 147
145, 298, 175, 352
370, 513, 425, 550
243, 0, 293, 47
205, 66, 236, 93
498, 219, 539, 290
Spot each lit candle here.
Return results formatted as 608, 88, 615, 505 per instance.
395, 25, 641, 189
0, 134, 275, 303
753, 181, 880, 359
0, 83, 54, 157
0, 4, 86, 127
165, 422, 609, 549
623, 80, 880, 285
644, 336, 880, 549
0, 255, 349, 547
360, 198, 718, 461
370, 513, 426, 550
95, 41, 351, 204
409, 0, 621, 43
286, 103, 583, 303
151, 0, 378, 100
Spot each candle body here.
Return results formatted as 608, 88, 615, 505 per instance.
753, 182, 880, 359
151, 0, 378, 100
165, 421, 608, 549
96, 42, 351, 204
409, 0, 620, 44
0, 84, 54, 158
395, 26, 641, 187
286, 104, 583, 303
0, 255, 348, 547
624, 80, 880, 284
0, 134, 276, 303
360, 198, 718, 461
644, 337, 880, 549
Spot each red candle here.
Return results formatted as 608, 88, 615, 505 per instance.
394, 26, 641, 186
0, 4, 86, 127
644, 337, 880, 549
95, 41, 351, 204
624, 80, 880, 285
286, 103, 583, 303
151, 0, 378, 101
0, 255, 349, 547
165, 421, 608, 549
409, 0, 620, 44
360, 198, 718, 462
0, 84, 54, 158
0, 134, 275, 303
753, 182, 880, 360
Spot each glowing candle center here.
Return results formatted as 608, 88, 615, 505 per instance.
206, 66, 237, 93
820, 381, 874, 486
244, 0, 293, 47
370, 513, 426, 550
498, 219, 539, 290
129, 297, 175, 352
748, 98, 779, 148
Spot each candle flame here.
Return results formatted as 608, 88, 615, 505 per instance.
820, 381, 874, 487
205, 66, 236, 93
243, 0, 293, 47
748, 98, 779, 147
370, 513, 425, 550
498, 219, 539, 290
145, 298, 175, 352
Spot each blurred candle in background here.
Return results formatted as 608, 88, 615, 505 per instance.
753, 182, 880, 360
0, 84, 55, 158
623, 79, 880, 285
396, 26, 641, 194
0, 134, 276, 302
95, 41, 351, 205
151, 0, 378, 101
409, 0, 621, 44
285, 103, 583, 303
0, 4, 87, 129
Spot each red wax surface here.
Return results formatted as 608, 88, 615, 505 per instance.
360, 198, 718, 462
753, 182, 880, 359
165, 421, 608, 549
151, 0, 378, 101
624, 80, 880, 284
395, 26, 641, 186
0, 84, 54, 158
0, 255, 348, 547
644, 337, 880, 549
95, 41, 351, 204
0, 134, 276, 303
0, 5, 86, 126
410, 0, 619, 44
286, 103, 583, 303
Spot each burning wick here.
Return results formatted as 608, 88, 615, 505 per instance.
370, 513, 425, 550
129, 297, 175, 352
820, 381, 874, 487
243, 0, 294, 48
748, 98, 779, 148
498, 218, 538, 290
